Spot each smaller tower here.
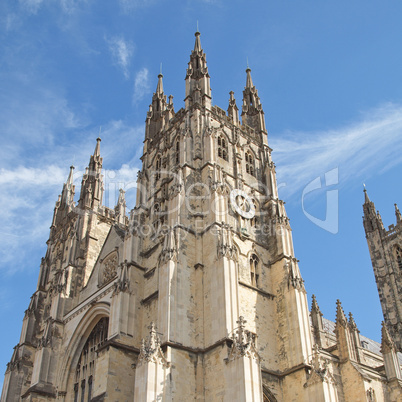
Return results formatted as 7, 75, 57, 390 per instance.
363, 189, 402, 352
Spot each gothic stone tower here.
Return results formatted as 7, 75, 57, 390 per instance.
363, 189, 402, 352
2, 31, 402, 402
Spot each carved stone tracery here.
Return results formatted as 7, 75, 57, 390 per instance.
137, 322, 170, 368
304, 344, 337, 388
226, 316, 260, 362
101, 252, 118, 285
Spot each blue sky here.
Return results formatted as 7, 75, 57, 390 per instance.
1, 0, 402, 384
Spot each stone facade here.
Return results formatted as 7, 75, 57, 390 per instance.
2, 32, 402, 402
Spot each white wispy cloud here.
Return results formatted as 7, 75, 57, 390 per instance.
19, 0, 44, 14
118, 0, 157, 13
270, 103, 402, 200
106, 36, 134, 79
133, 67, 150, 103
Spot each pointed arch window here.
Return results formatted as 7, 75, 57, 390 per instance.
395, 245, 402, 271
245, 151, 255, 176
175, 139, 180, 164
155, 155, 161, 181
250, 254, 259, 287
218, 135, 228, 161
74, 317, 108, 402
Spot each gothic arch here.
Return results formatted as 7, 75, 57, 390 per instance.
217, 131, 230, 161
245, 148, 256, 176
247, 249, 262, 287
56, 302, 110, 395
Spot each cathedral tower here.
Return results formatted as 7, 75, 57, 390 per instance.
2, 31, 401, 402
363, 189, 402, 352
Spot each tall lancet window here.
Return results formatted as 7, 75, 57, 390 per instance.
250, 254, 259, 287
175, 139, 180, 164
245, 151, 255, 176
74, 317, 108, 402
395, 245, 402, 271
155, 155, 161, 181
218, 135, 228, 161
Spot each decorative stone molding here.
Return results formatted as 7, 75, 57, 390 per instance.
304, 345, 336, 388
137, 323, 170, 368
101, 251, 118, 285
160, 228, 177, 263
226, 316, 260, 363
218, 224, 236, 260
169, 168, 183, 199
285, 260, 304, 290
113, 260, 131, 295
37, 319, 58, 350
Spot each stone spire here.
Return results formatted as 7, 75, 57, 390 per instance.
185, 31, 211, 109
395, 203, 402, 224
241, 67, 266, 133
78, 138, 104, 210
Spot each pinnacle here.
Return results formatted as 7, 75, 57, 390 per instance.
67, 165, 75, 185
94, 137, 101, 157
363, 186, 371, 204
311, 294, 321, 312
245, 67, 253, 89
194, 30, 202, 52
156, 73, 164, 95
335, 299, 347, 326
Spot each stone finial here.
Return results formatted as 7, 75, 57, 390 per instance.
194, 30, 202, 52
94, 137, 101, 157
226, 316, 260, 363
245, 66, 253, 89
137, 322, 169, 368
156, 73, 164, 95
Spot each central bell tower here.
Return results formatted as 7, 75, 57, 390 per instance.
131, 30, 316, 401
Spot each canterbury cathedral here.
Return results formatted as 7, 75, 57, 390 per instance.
2, 31, 402, 402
